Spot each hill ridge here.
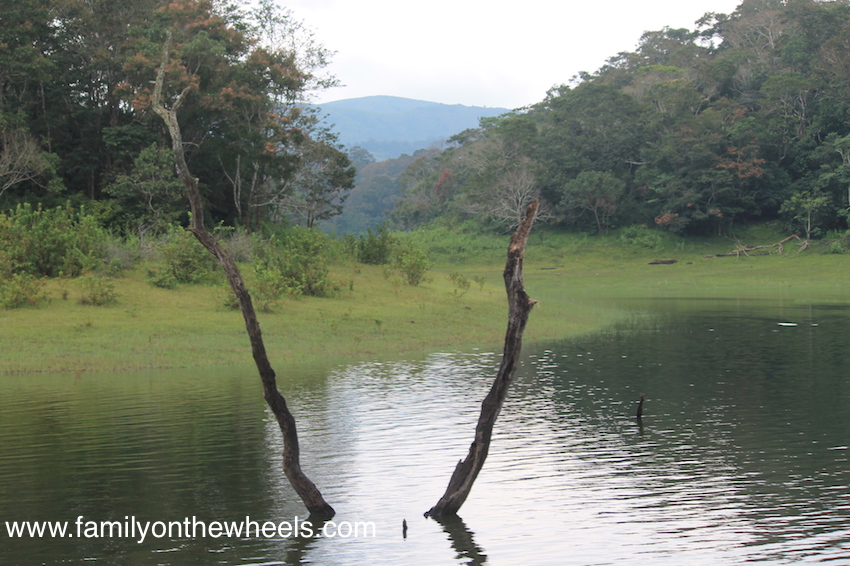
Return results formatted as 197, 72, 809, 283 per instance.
316, 95, 510, 160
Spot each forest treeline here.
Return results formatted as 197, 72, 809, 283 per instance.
0, 0, 354, 234
6, 0, 850, 243
377, 0, 850, 239
0, 0, 439, 309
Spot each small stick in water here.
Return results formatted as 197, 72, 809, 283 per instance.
637, 393, 645, 419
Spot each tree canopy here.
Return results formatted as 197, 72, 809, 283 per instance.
8, 0, 850, 239
0, 0, 353, 232
390, 0, 850, 237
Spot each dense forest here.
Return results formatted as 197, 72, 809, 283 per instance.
385, 0, 850, 239
0, 0, 354, 233
5, 0, 850, 242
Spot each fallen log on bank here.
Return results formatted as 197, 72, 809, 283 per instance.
425, 199, 539, 519
708, 234, 803, 257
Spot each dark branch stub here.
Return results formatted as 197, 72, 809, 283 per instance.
152, 32, 334, 520
425, 199, 539, 519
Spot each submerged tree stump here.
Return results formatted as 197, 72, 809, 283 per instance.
152, 33, 334, 519
425, 199, 539, 519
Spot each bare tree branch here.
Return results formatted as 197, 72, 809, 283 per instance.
152, 31, 335, 519
0, 128, 48, 196
425, 199, 539, 519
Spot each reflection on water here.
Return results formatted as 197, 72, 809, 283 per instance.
1, 298, 849, 565
437, 515, 487, 566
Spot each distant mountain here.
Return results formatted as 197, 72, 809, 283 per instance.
316, 96, 511, 161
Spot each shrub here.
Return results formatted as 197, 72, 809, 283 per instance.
401, 221, 506, 264
218, 285, 240, 310
619, 225, 665, 251
355, 225, 396, 265
0, 273, 47, 309
253, 228, 338, 298
251, 264, 300, 311
387, 245, 431, 286
101, 234, 140, 276
0, 203, 108, 277
77, 274, 118, 305
448, 271, 471, 297
220, 226, 257, 263
0, 249, 17, 278
146, 268, 179, 289
828, 239, 846, 254
150, 226, 220, 285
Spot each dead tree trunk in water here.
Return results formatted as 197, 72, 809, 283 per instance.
152, 33, 334, 520
425, 199, 539, 519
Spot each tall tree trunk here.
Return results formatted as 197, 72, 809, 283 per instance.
151, 33, 334, 520
425, 199, 539, 519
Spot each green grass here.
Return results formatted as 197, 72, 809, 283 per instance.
3, 224, 849, 375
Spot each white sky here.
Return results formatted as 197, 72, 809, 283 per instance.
283, 0, 744, 109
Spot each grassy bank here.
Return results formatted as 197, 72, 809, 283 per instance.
3, 225, 849, 375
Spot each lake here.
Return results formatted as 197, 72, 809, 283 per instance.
1, 297, 849, 565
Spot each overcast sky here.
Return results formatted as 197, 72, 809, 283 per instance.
283, 0, 744, 109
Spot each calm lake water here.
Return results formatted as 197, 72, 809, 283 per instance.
1, 298, 849, 565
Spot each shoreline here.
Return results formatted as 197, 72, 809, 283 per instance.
3, 250, 848, 376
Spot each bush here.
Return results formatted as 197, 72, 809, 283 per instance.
0, 273, 47, 309
619, 225, 665, 251
251, 265, 300, 311
148, 226, 219, 286
101, 234, 140, 276
0, 203, 108, 277
828, 239, 846, 254
146, 268, 179, 289
0, 249, 17, 278
448, 271, 471, 297
355, 225, 396, 265
386, 245, 431, 286
218, 285, 240, 310
253, 228, 338, 299
401, 221, 506, 264
220, 226, 257, 263
77, 274, 118, 305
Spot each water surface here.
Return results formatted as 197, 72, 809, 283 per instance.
1, 298, 848, 564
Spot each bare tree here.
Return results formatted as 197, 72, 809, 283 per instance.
0, 128, 48, 197
425, 199, 539, 519
462, 137, 550, 229
152, 33, 334, 519
470, 155, 548, 228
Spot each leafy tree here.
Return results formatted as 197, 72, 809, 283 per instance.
105, 143, 185, 234
384, 0, 850, 238
558, 171, 626, 234
780, 189, 829, 240
274, 131, 355, 228
347, 146, 376, 170
532, 82, 645, 209
391, 148, 451, 229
